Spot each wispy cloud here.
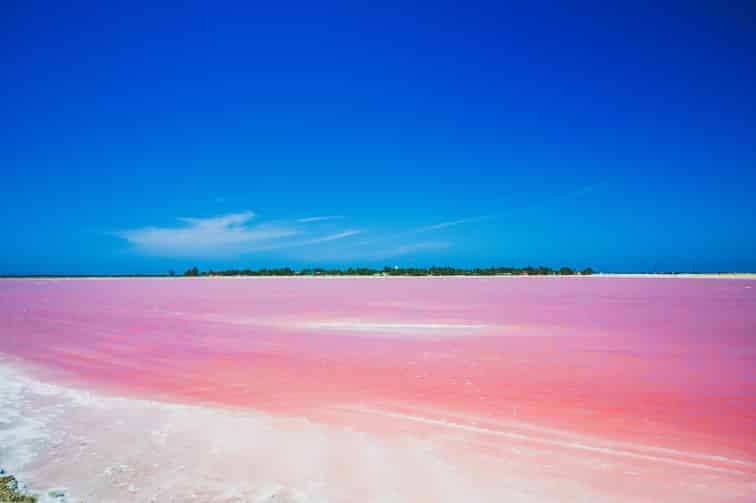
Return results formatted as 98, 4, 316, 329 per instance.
307, 229, 362, 243
118, 211, 298, 257
299, 239, 448, 262
378, 241, 450, 257
351, 216, 485, 249
260, 229, 364, 251
415, 217, 486, 233
117, 211, 366, 258
297, 215, 344, 223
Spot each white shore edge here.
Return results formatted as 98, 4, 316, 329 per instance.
2, 356, 754, 503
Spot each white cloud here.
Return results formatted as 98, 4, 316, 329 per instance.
261, 229, 364, 251
415, 217, 485, 233
306, 229, 362, 243
324, 241, 448, 261
118, 211, 298, 257
345, 216, 483, 252
297, 215, 344, 223
378, 241, 450, 257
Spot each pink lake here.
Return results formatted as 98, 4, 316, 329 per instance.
1, 276, 755, 501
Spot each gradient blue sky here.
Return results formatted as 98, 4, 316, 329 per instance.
2, 2, 755, 274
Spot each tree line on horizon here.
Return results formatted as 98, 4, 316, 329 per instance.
180, 265, 594, 277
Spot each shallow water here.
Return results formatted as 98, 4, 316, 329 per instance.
1, 277, 755, 501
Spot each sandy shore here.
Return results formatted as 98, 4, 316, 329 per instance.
0, 358, 610, 503
597, 273, 756, 280
2, 357, 755, 503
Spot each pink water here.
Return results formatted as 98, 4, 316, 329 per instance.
2, 277, 755, 500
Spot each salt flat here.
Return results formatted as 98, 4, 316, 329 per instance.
1, 277, 755, 501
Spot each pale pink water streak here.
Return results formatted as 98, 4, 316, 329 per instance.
1, 277, 755, 500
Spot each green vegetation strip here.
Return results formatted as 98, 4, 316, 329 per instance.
182, 265, 594, 277
0, 475, 36, 503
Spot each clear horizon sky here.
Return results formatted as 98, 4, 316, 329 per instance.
2, 2, 755, 274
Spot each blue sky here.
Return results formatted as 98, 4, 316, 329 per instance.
2, 2, 755, 274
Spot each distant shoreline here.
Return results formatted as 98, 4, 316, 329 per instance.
2, 273, 755, 280
597, 273, 756, 280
